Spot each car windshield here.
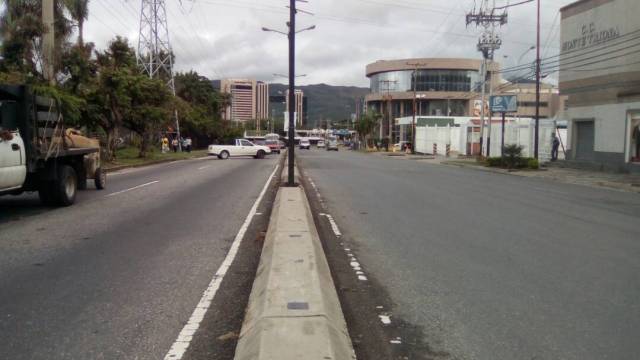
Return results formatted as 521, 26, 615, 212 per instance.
3, 2, 639, 360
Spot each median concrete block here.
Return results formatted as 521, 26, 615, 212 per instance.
234, 187, 355, 360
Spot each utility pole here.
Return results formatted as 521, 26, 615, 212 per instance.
467, 0, 506, 158
42, 0, 55, 84
137, 0, 181, 149
534, 0, 541, 159
379, 80, 397, 150
407, 62, 427, 155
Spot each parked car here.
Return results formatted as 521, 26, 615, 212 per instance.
266, 140, 281, 154
208, 139, 271, 159
317, 140, 326, 148
299, 138, 311, 150
326, 137, 339, 151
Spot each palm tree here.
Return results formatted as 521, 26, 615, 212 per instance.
0, 0, 73, 76
64, 0, 90, 46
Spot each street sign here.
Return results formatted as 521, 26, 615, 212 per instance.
490, 95, 518, 113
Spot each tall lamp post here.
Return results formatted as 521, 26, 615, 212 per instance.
263, 9, 315, 186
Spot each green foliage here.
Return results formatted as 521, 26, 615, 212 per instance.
33, 84, 85, 126
486, 157, 504, 167
528, 158, 539, 170
503, 144, 524, 169
0, 0, 73, 77
355, 111, 380, 143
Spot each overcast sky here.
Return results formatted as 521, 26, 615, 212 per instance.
83, 0, 577, 87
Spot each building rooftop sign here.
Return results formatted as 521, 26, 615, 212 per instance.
490, 95, 518, 113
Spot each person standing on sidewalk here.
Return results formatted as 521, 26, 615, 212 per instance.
171, 138, 179, 153
551, 132, 560, 161
185, 136, 192, 153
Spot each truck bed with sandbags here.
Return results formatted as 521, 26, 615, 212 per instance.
0, 84, 106, 206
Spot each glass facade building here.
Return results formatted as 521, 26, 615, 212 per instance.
370, 69, 480, 93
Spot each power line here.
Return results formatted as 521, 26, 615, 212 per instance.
498, 28, 640, 74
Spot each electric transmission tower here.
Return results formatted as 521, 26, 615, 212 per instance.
137, 0, 181, 144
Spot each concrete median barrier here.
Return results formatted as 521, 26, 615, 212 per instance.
234, 185, 355, 360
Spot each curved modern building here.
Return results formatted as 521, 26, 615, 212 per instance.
365, 58, 501, 140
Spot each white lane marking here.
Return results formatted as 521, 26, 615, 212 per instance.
163, 164, 279, 360
105, 181, 159, 197
358, 275, 368, 281
324, 214, 342, 237
197, 165, 211, 170
378, 315, 391, 325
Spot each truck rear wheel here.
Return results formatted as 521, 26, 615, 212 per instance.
94, 167, 106, 190
219, 150, 229, 160
53, 165, 77, 206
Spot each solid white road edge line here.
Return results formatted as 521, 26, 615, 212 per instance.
163, 164, 280, 360
105, 181, 159, 197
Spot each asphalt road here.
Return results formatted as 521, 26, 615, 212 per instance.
297, 149, 640, 360
0, 154, 280, 359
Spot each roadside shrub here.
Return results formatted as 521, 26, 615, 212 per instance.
528, 158, 539, 169
486, 157, 504, 167
503, 144, 524, 169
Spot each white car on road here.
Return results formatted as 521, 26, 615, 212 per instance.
299, 138, 311, 150
208, 139, 271, 159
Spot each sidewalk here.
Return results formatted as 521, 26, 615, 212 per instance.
441, 157, 640, 193
368, 151, 640, 193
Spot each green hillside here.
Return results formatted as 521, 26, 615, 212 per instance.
270, 83, 369, 128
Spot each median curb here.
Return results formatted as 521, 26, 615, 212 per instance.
234, 167, 355, 359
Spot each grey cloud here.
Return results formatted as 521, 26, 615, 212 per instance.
82, 0, 577, 88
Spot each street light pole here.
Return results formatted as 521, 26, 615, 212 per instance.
534, 0, 541, 159
287, 0, 296, 186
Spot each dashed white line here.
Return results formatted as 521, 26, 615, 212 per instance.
105, 181, 159, 197
324, 214, 342, 237
163, 164, 279, 360
197, 165, 211, 170
378, 315, 391, 325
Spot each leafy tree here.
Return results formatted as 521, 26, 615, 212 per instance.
123, 75, 172, 157
83, 36, 137, 160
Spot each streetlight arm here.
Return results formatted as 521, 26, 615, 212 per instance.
262, 27, 288, 36
295, 25, 316, 33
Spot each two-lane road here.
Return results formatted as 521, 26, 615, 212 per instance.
0, 155, 280, 359
298, 149, 640, 360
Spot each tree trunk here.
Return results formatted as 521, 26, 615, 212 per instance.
104, 126, 118, 161
138, 132, 151, 158
78, 20, 84, 47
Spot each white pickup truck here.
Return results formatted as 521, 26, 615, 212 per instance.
208, 139, 271, 159
0, 85, 106, 206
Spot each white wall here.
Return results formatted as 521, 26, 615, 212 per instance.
416, 119, 566, 161
566, 102, 640, 156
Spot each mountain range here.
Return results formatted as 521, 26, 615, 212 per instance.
269, 83, 369, 128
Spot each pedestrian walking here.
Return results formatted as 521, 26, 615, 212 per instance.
185, 137, 192, 153
551, 132, 560, 161
171, 138, 178, 153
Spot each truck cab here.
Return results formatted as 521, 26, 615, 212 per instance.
0, 97, 27, 193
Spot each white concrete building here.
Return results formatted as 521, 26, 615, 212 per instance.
559, 0, 640, 172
